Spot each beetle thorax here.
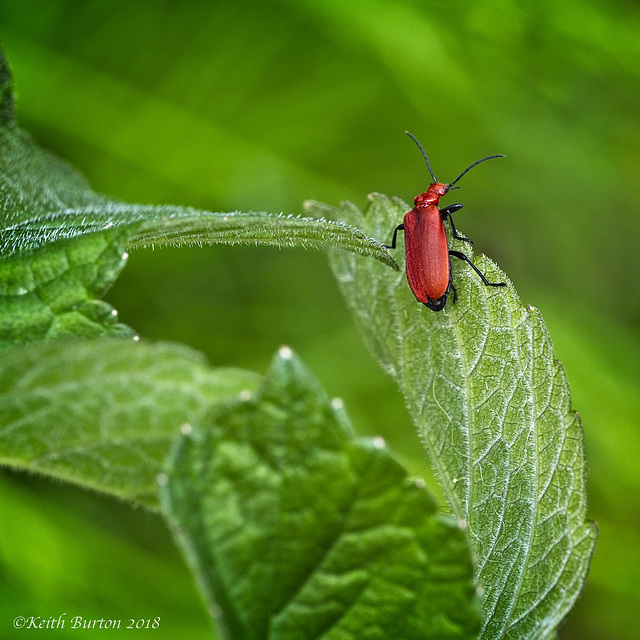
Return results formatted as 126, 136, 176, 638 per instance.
414, 182, 448, 207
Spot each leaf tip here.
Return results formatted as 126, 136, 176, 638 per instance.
278, 345, 294, 360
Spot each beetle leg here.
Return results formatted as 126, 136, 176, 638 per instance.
449, 250, 506, 287
384, 224, 404, 249
440, 203, 463, 217
441, 204, 473, 245
449, 261, 457, 303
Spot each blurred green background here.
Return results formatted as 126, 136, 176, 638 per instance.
1, 0, 639, 638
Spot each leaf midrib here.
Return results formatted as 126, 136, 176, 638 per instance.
471, 287, 541, 638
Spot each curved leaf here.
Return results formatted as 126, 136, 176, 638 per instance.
0, 44, 397, 344
308, 193, 597, 639
3, 204, 398, 270
0, 44, 396, 268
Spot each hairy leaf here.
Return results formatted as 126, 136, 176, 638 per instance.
308, 193, 597, 639
160, 347, 481, 640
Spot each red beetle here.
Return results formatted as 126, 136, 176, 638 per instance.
386, 132, 506, 311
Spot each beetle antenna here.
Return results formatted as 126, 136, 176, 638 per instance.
448, 154, 506, 188
405, 131, 438, 183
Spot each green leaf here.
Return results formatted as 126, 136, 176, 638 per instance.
3, 203, 398, 269
307, 193, 598, 639
159, 347, 481, 640
0, 338, 260, 506
0, 43, 397, 345
128, 207, 398, 267
0, 227, 135, 345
